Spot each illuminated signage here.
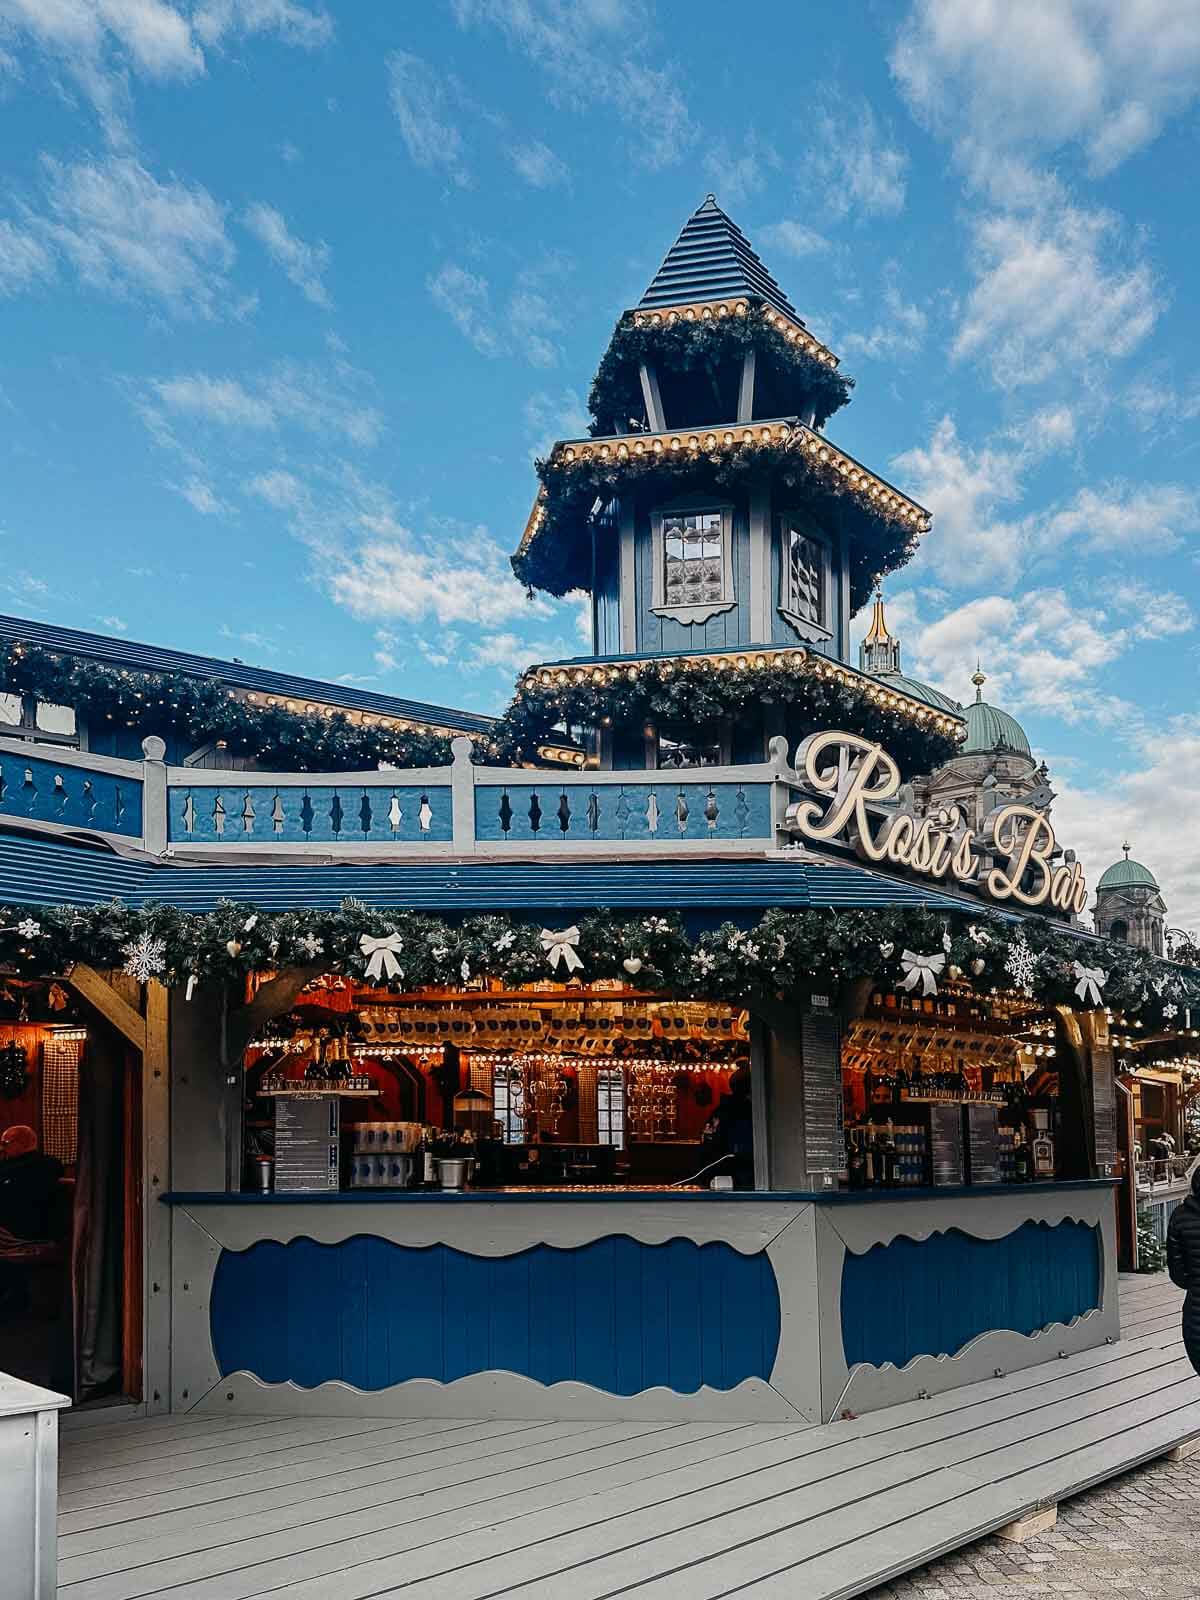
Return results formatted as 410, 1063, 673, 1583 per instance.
782, 730, 1087, 915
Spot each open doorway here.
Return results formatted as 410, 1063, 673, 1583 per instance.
0, 979, 140, 1406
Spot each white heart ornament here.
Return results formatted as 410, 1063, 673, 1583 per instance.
879, 942, 894, 959
623, 957, 644, 975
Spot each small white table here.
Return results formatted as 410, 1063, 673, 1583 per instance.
0, 1371, 71, 1600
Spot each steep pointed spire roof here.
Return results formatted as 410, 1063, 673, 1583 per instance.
862, 588, 893, 647
638, 195, 800, 321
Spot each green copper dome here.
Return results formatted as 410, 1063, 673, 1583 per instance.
878, 671, 962, 715
960, 669, 1031, 757
1097, 855, 1159, 892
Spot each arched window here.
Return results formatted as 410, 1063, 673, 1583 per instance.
1109, 919, 1129, 943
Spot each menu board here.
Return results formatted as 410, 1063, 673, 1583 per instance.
1091, 1052, 1117, 1176
928, 1103, 965, 1187
275, 1096, 341, 1192
801, 1006, 844, 1178
962, 1102, 1001, 1186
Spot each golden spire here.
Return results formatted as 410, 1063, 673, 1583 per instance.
971, 661, 987, 704
863, 585, 891, 646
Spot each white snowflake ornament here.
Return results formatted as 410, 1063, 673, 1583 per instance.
298, 932, 324, 961
122, 933, 167, 983
16, 918, 41, 939
1004, 934, 1036, 995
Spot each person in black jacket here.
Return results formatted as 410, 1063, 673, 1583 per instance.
1166, 1167, 1200, 1374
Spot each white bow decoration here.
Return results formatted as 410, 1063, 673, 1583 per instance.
541, 926, 584, 973
898, 949, 946, 996
1072, 961, 1106, 1008
359, 932, 405, 983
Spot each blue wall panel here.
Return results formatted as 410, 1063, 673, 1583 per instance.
0, 749, 142, 837
840, 1219, 1101, 1370
169, 784, 453, 844
210, 1234, 781, 1396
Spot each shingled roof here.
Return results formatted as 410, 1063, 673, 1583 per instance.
637, 195, 801, 321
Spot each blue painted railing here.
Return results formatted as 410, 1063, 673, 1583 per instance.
210, 1233, 781, 1396
840, 1219, 1101, 1369
169, 784, 454, 844
474, 781, 772, 844
0, 748, 142, 839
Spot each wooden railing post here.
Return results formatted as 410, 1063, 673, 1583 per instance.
450, 735, 476, 854
141, 735, 168, 856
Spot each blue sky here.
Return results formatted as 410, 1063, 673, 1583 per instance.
2, 1, 1200, 922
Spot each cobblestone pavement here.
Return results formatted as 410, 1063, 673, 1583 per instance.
868, 1449, 1200, 1598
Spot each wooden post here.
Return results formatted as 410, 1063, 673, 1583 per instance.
142, 982, 171, 1413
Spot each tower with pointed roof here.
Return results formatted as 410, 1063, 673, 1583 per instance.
1095, 843, 1166, 954
508, 196, 962, 775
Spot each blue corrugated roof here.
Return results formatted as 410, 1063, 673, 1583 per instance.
0, 830, 995, 917
639, 197, 801, 321
0, 614, 493, 736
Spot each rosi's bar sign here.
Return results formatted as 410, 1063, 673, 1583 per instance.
783, 731, 1087, 915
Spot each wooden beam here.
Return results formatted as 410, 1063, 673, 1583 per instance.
67, 963, 146, 1050
223, 966, 322, 1067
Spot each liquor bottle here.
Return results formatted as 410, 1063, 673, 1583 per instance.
847, 1129, 868, 1190
1032, 1127, 1055, 1180
1012, 1129, 1032, 1183
881, 1120, 898, 1187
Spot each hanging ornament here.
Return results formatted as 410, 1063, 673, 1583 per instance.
0, 1041, 28, 1099
942, 929, 952, 953
1071, 961, 1106, 1008
359, 932, 405, 983
623, 957, 644, 976
691, 949, 716, 975
297, 932, 324, 961
225, 939, 242, 959
48, 983, 69, 1012
879, 942, 895, 959
967, 925, 991, 946
541, 926, 584, 973
431, 946, 450, 961
897, 949, 946, 996
185, 974, 199, 1001
948, 964, 963, 981
243, 915, 258, 932
460, 958, 472, 983
1163, 1002, 1178, 1021
494, 929, 516, 952
971, 958, 986, 977
1004, 934, 1036, 995
16, 918, 42, 940
122, 933, 167, 983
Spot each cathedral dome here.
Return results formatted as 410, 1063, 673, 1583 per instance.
961, 670, 1031, 758
881, 672, 962, 716
1097, 854, 1159, 893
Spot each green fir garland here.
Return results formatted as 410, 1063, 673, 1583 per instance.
3, 898, 1197, 1027
0, 642, 458, 773
513, 434, 922, 606
586, 304, 853, 437
491, 654, 960, 778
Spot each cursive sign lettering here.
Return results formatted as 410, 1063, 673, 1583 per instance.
783, 731, 1087, 915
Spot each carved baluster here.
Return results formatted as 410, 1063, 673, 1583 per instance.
734, 785, 750, 835
646, 791, 661, 834
528, 792, 542, 834
329, 793, 344, 836
704, 789, 720, 831
20, 767, 37, 815
388, 794, 403, 834
674, 790, 689, 834
300, 793, 314, 836
180, 792, 195, 835
359, 792, 372, 836
586, 791, 600, 835
497, 791, 513, 835
213, 794, 226, 836
81, 779, 97, 824
557, 791, 571, 834
418, 793, 433, 833
270, 794, 285, 834
52, 773, 68, 815
240, 792, 255, 834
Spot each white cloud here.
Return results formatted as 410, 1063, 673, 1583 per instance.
192, 0, 331, 50
150, 361, 382, 447
326, 527, 542, 630
756, 221, 830, 260
450, 0, 693, 169
1113, 581, 1196, 639
427, 261, 502, 358
892, 415, 1031, 585
0, 219, 54, 295
32, 154, 234, 317
1041, 483, 1200, 554
0, 0, 328, 136
841, 262, 927, 362
811, 103, 908, 219
427, 261, 564, 367
172, 476, 231, 516
953, 202, 1160, 389
97, 613, 128, 632
702, 136, 778, 205
244, 468, 305, 508
893, 0, 1200, 177
523, 387, 588, 459
1051, 719, 1200, 932
509, 139, 569, 188
387, 51, 471, 188
242, 201, 330, 307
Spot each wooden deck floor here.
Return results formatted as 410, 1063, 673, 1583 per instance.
56, 1274, 1200, 1600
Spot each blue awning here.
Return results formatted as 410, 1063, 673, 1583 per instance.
0, 830, 1002, 918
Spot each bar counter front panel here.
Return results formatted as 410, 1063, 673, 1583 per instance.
164, 1181, 1119, 1424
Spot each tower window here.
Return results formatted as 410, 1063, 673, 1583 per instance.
777, 514, 832, 638
651, 502, 735, 623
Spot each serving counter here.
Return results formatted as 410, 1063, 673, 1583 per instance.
162, 1180, 1119, 1425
